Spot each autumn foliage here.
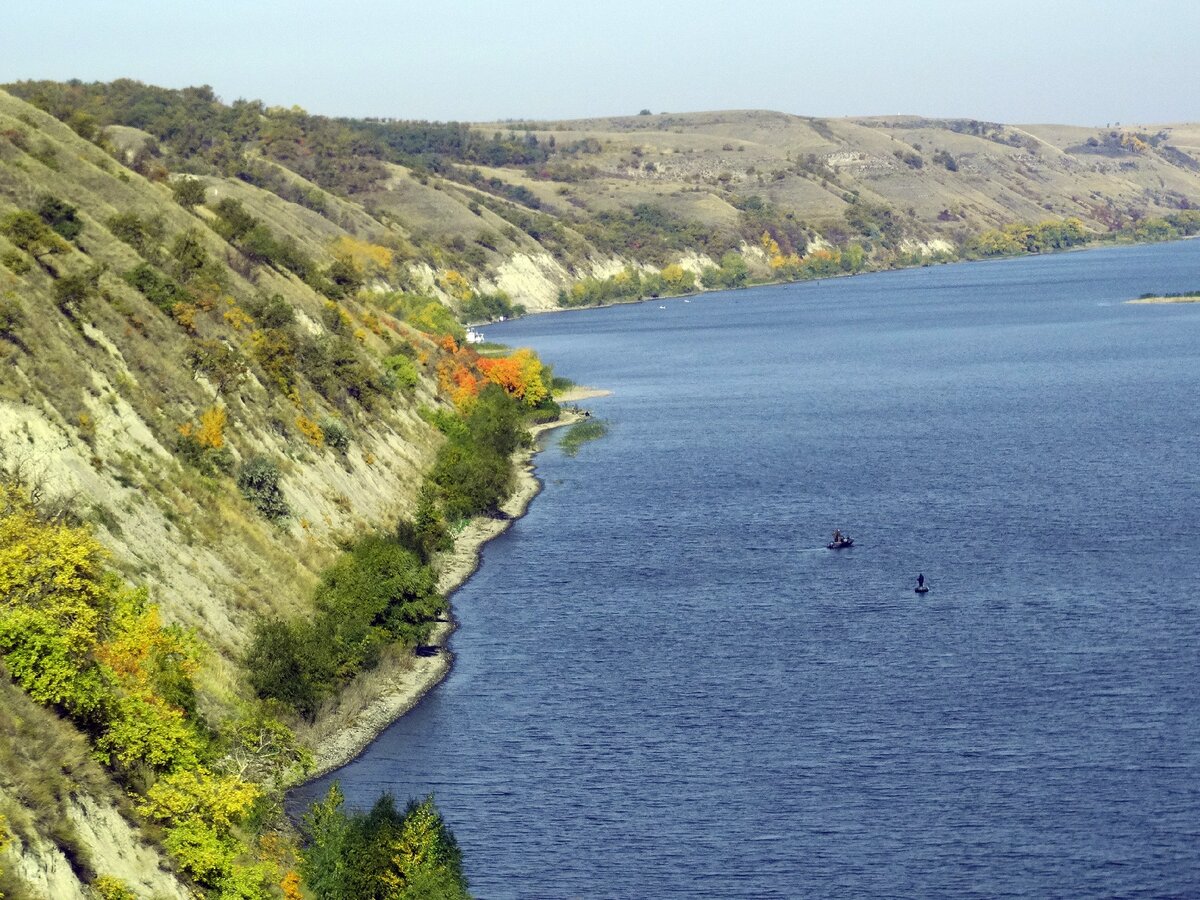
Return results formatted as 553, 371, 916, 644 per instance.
0, 482, 266, 894
477, 347, 548, 407
434, 337, 550, 411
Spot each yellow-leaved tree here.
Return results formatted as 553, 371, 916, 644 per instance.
0, 812, 10, 900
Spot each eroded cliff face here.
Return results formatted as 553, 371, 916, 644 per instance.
0, 93, 454, 897
3, 793, 192, 900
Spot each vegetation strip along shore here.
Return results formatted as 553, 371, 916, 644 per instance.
301, 389, 609, 779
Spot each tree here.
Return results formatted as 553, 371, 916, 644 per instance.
300, 787, 468, 900
37, 195, 84, 241
0, 483, 116, 720
244, 618, 328, 718
53, 265, 102, 315
186, 339, 248, 395
236, 457, 290, 520
0, 210, 67, 258
171, 176, 207, 209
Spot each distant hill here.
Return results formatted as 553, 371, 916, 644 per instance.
7, 81, 1200, 313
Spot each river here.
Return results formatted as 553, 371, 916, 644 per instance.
293, 240, 1200, 898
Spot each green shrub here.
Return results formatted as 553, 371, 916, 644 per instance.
53, 267, 101, 315
320, 418, 349, 452
106, 211, 163, 256
301, 788, 468, 900
175, 433, 234, 476
0, 295, 25, 339
244, 618, 330, 720
0, 250, 30, 275
236, 457, 289, 521
169, 230, 213, 283
211, 198, 257, 242
296, 336, 383, 405
314, 535, 443, 660
245, 529, 445, 716
122, 262, 184, 313
36, 195, 83, 241
171, 177, 207, 209
393, 485, 452, 563
459, 289, 524, 323
1, 209, 66, 257
245, 293, 295, 329
384, 353, 420, 390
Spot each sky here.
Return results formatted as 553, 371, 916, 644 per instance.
3, 0, 1197, 126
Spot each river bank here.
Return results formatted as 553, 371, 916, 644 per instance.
1126, 294, 1200, 304
299, 387, 611, 780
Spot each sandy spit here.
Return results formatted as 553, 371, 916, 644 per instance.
301, 390, 609, 780
1125, 295, 1200, 304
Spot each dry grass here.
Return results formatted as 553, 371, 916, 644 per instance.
0, 675, 117, 877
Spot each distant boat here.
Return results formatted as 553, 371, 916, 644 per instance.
914, 574, 929, 594
658, 305, 666, 309
827, 531, 854, 550
465, 328, 485, 344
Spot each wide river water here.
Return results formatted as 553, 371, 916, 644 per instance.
294, 241, 1200, 897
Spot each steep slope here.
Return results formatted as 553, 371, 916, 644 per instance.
0, 91, 475, 898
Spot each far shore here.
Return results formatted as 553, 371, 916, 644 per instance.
1125, 295, 1200, 304
299, 387, 609, 781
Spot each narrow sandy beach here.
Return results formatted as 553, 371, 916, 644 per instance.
301, 387, 611, 780
1125, 295, 1200, 304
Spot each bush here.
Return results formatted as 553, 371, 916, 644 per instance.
1, 250, 31, 275
245, 530, 445, 716
236, 457, 289, 521
314, 535, 443, 661
393, 484, 452, 563
171, 177, 207, 209
1, 209, 66, 257
36, 195, 83, 241
245, 293, 295, 329
320, 418, 350, 452
53, 266, 101, 315
301, 788, 468, 900
122, 262, 184, 313
0, 295, 25, 339
384, 353, 420, 390
105, 211, 161, 255
244, 618, 329, 720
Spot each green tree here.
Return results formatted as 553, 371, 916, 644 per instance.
37, 195, 84, 241
236, 457, 290, 521
171, 177, 207, 209
0, 210, 67, 258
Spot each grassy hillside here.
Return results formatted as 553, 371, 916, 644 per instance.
2, 79, 1200, 898
0, 87, 540, 898
9, 81, 1200, 316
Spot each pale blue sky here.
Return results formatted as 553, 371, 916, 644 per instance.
3, 0, 1196, 125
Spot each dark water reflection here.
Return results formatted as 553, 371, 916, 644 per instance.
294, 242, 1200, 898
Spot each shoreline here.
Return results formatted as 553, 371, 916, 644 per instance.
300, 387, 611, 781
502, 234, 1200, 322
1125, 295, 1200, 304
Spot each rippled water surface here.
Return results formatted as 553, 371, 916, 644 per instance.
294, 242, 1200, 897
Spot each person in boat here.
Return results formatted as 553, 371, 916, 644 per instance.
917, 573, 925, 588
833, 529, 842, 543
